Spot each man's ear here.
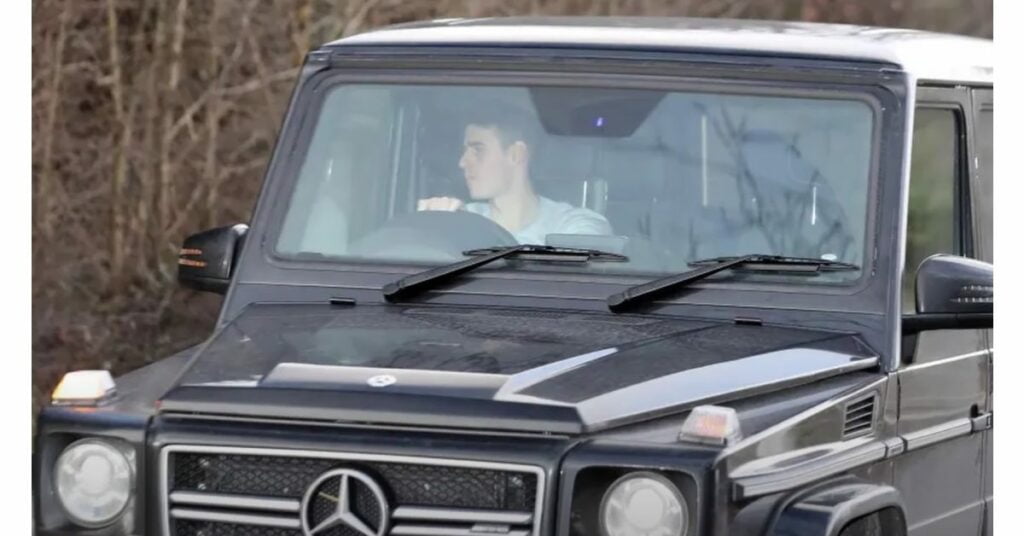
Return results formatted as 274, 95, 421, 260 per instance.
507, 141, 529, 166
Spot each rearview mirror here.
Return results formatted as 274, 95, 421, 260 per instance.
177, 224, 248, 294
903, 254, 992, 334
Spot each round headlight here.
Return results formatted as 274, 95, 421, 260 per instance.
599, 471, 688, 536
54, 439, 133, 527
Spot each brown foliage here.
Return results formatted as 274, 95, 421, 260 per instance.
31, 0, 991, 416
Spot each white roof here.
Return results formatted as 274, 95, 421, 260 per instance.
328, 17, 992, 84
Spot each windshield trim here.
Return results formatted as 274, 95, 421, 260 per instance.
258, 63, 888, 300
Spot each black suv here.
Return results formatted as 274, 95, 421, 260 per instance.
34, 17, 994, 536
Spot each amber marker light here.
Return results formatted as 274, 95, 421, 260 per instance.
678, 405, 743, 446
51, 370, 117, 406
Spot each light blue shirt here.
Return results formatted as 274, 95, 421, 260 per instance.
464, 196, 612, 245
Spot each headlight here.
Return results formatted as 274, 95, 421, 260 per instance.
54, 439, 133, 527
599, 471, 688, 536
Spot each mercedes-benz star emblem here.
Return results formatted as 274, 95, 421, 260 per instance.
300, 468, 390, 536
367, 374, 397, 388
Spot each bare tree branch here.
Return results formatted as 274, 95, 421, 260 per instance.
37, 2, 71, 240
106, 0, 130, 282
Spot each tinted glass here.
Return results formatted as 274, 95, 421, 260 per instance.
976, 107, 993, 262
904, 108, 960, 309
276, 83, 876, 283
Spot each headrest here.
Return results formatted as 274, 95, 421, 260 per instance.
530, 135, 595, 183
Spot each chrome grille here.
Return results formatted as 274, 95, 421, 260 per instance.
173, 452, 330, 497
175, 519, 299, 536
162, 446, 544, 536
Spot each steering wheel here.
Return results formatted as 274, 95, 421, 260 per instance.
349, 210, 518, 261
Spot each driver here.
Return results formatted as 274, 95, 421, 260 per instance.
417, 105, 612, 245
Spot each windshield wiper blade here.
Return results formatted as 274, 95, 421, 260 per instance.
607, 254, 860, 312
687, 254, 859, 272
464, 244, 628, 262
383, 244, 627, 302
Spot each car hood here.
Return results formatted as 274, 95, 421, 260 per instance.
160, 303, 878, 433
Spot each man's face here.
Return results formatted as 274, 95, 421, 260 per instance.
459, 124, 518, 200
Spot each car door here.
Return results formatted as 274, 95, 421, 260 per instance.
970, 86, 993, 536
895, 86, 989, 536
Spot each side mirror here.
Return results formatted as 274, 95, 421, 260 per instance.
177, 224, 248, 295
903, 254, 992, 334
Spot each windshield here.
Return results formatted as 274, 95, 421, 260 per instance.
276, 79, 876, 283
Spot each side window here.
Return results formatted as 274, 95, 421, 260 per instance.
903, 100, 984, 363
976, 105, 993, 262
903, 107, 965, 310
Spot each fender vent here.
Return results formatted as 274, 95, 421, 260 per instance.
842, 394, 876, 439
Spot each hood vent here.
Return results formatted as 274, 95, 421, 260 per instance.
842, 393, 876, 439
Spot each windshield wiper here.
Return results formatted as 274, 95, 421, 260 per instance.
687, 254, 860, 271
383, 244, 628, 302
607, 254, 860, 312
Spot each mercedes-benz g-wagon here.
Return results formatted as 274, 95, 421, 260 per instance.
34, 17, 994, 536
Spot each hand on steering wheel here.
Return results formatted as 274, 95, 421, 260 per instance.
417, 197, 465, 212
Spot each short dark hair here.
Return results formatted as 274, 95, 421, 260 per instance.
465, 100, 538, 149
